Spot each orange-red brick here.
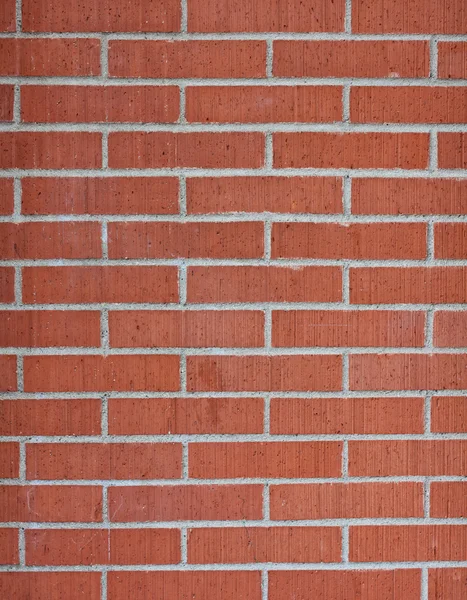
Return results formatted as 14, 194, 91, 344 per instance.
430, 482, 467, 518
434, 311, 467, 347
434, 223, 467, 258
0, 529, 18, 564
431, 396, 467, 433
0, 573, 101, 600
438, 132, 467, 169
429, 569, 467, 600
0, 356, 16, 392
0, 85, 13, 122
0, 442, 19, 478
0, 179, 13, 215
438, 42, 467, 79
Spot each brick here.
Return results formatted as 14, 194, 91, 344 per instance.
26, 528, 180, 565
274, 132, 429, 169
0, 529, 18, 564
270, 397, 424, 435
438, 42, 467, 79
0, 573, 101, 600
23, 0, 180, 32
22, 177, 178, 215
350, 267, 467, 304
23, 355, 180, 392
188, 0, 344, 32
0, 132, 101, 169
187, 355, 342, 392
108, 572, 261, 600
27, 442, 182, 480
274, 40, 428, 78
0, 38, 100, 76
0, 399, 101, 436
0, 85, 13, 121
187, 176, 342, 214
271, 222, 426, 259
439, 132, 467, 169
349, 440, 467, 476
188, 266, 342, 303
0, 356, 16, 392
351, 87, 467, 123
109, 485, 263, 521
109, 310, 264, 348
431, 482, 467, 518
431, 396, 467, 433
0, 485, 102, 522
350, 525, 467, 562
109, 132, 264, 169
434, 311, 467, 346
272, 310, 425, 348
109, 40, 266, 78
186, 86, 342, 123
0, 222, 101, 259
429, 569, 467, 600
269, 570, 421, 600
435, 223, 467, 259
352, 178, 467, 215
0, 179, 13, 215
108, 222, 264, 259
0, 443, 19, 478
0, 268, 14, 303
22, 86, 179, 123
189, 442, 342, 478
22, 266, 178, 304
109, 397, 264, 435
270, 482, 424, 520
0, 0, 14, 31
188, 526, 340, 564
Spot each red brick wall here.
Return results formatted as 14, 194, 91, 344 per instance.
0, 0, 466, 598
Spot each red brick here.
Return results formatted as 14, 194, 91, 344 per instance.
109, 132, 264, 169
188, 526, 340, 564
350, 267, 467, 304
352, 178, 467, 215
186, 86, 342, 123
0, 310, 100, 348
272, 310, 425, 348
438, 132, 467, 169
274, 40, 428, 78
188, 0, 344, 32
109, 485, 263, 521
189, 442, 342, 478
0, 485, 102, 522
22, 86, 179, 123
22, 177, 178, 215
109, 310, 264, 348
434, 311, 467, 347
431, 482, 467, 518
0, 179, 13, 215
0, 443, 19, 478
270, 397, 424, 435
0, 399, 101, 436
22, 266, 178, 304
0, 0, 14, 31
109, 397, 264, 435
349, 440, 467, 476
108, 572, 261, 600
0, 132, 101, 169
0, 38, 100, 76
0, 222, 101, 259
188, 266, 342, 303
269, 570, 421, 600
350, 525, 467, 562
187, 176, 342, 214
0, 85, 13, 122
429, 569, 467, 600
23, 0, 180, 32
435, 223, 467, 259
109, 40, 266, 78
270, 482, 424, 520
438, 42, 467, 79
108, 222, 264, 259
431, 396, 467, 433
26, 528, 180, 565
351, 354, 467, 391
274, 132, 429, 169
187, 355, 342, 392
351, 87, 467, 123
0, 529, 18, 564
0, 356, 16, 392
27, 442, 181, 480
353, 0, 467, 33
0, 573, 101, 600
23, 355, 180, 392
271, 222, 426, 259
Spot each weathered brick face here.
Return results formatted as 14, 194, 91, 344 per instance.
0, 0, 466, 598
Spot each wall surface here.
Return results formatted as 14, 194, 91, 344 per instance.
0, 0, 466, 598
